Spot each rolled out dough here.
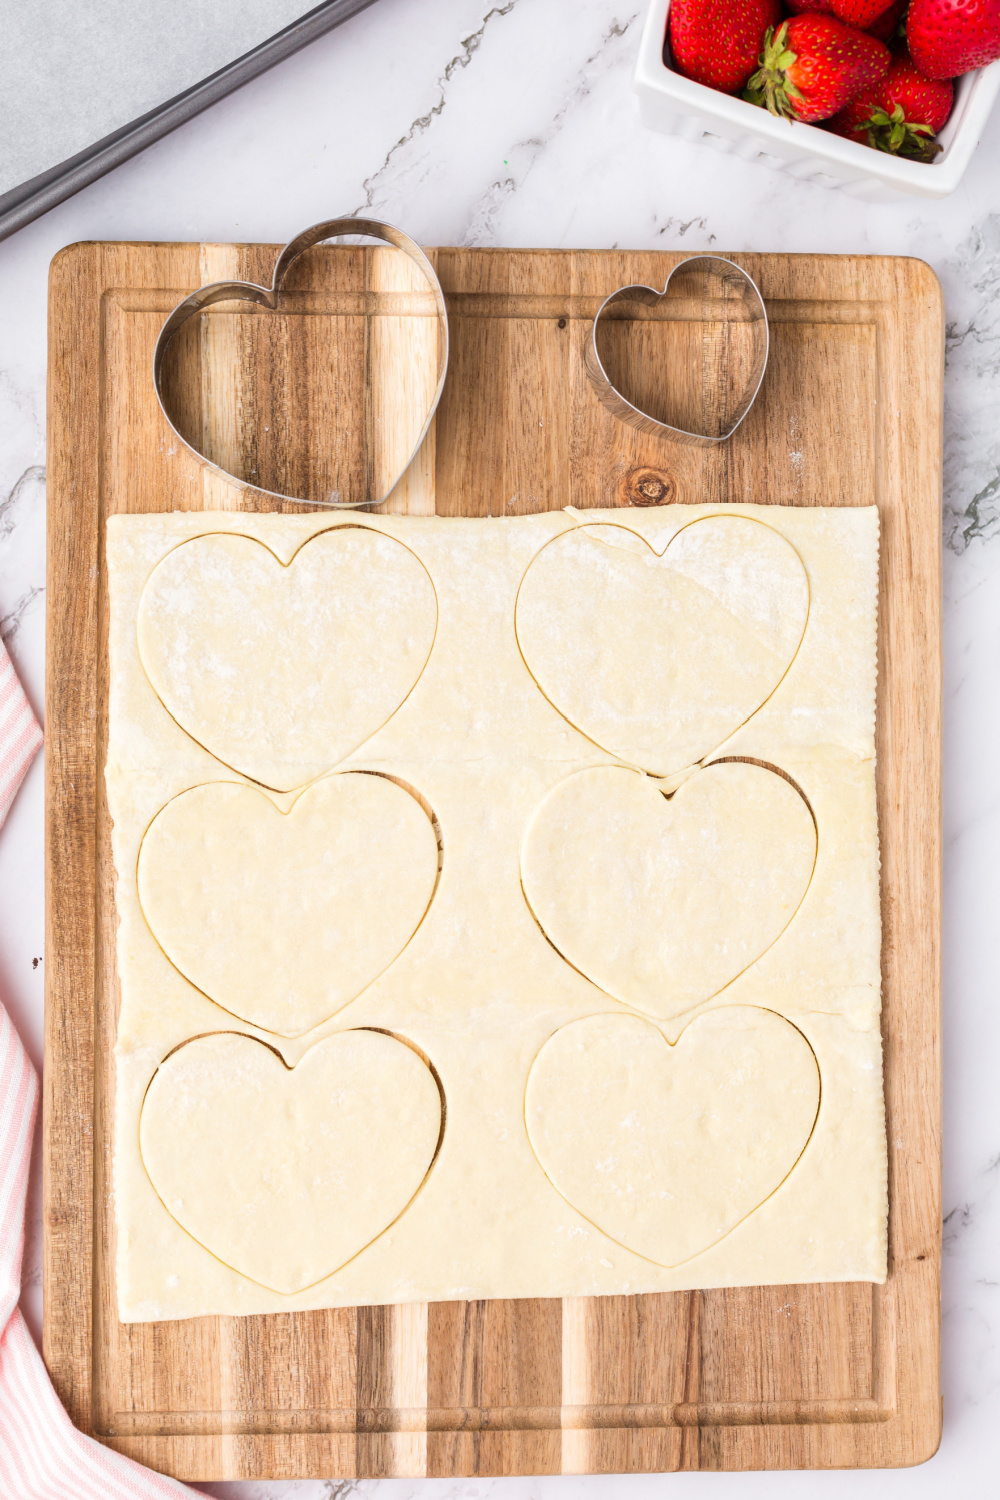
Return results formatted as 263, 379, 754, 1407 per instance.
137, 772, 440, 1037
107, 505, 885, 1321
521, 760, 817, 1020
515, 516, 810, 775
525, 1006, 821, 1267
137, 527, 437, 791
140, 1029, 442, 1294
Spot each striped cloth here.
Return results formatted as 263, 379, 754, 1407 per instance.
0, 640, 200, 1497
0, 650, 42, 829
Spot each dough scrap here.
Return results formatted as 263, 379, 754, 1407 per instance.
521, 761, 817, 1019
139, 1030, 442, 1294
138, 773, 439, 1037
525, 1007, 820, 1267
515, 516, 809, 776
137, 527, 437, 791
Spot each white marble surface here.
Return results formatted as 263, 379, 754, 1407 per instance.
0, 0, 997, 1492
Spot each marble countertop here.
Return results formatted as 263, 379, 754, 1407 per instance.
1, 0, 997, 1494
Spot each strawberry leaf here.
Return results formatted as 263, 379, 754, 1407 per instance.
862, 102, 943, 159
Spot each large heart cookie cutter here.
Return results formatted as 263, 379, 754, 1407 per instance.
584, 255, 768, 446
153, 217, 449, 509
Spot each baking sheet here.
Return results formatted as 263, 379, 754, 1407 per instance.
2, 1, 312, 193
0, 0, 378, 239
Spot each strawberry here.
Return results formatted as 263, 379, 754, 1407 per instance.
830, 0, 893, 29
668, 0, 783, 94
787, 0, 906, 32
827, 50, 954, 154
865, 0, 909, 42
906, 0, 1000, 79
744, 17, 891, 121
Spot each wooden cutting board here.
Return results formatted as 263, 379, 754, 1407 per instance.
44, 243, 943, 1479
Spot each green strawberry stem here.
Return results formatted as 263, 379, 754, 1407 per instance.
864, 103, 943, 159
744, 24, 802, 120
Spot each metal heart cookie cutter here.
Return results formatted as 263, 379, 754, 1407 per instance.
585, 255, 769, 446
153, 217, 449, 509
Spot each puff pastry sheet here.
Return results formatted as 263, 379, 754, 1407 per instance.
107, 505, 885, 1322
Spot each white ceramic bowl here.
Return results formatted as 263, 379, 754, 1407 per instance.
634, 0, 1000, 200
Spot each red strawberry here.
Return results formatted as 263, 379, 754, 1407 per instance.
789, 0, 906, 30
906, 0, 1000, 79
865, 0, 909, 41
744, 17, 891, 121
787, 0, 904, 30
830, 0, 892, 29
668, 0, 783, 94
827, 50, 954, 154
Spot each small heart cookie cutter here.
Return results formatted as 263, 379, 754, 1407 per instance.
153, 217, 449, 509
585, 255, 769, 446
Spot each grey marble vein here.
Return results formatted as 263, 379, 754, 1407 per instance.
0, 463, 45, 542
0, 463, 45, 688
461, 11, 641, 247
943, 216, 1000, 555
352, 2, 520, 217
0, 583, 43, 645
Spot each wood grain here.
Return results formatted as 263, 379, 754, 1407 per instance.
44, 243, 943, 1479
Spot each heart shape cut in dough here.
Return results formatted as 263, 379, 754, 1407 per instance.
526, 1007, 819, 1267
515, 516, 809, 777
140, 1030, 442, 1293
138, 773, 439, 1037
137, 527, 437, 791
521, 761, 816, 1020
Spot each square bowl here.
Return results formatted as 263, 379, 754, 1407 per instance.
634, 0, 1000, 200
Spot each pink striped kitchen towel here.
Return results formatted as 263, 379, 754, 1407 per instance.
0, 649, 42, 828
0, 640, 201, 1497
